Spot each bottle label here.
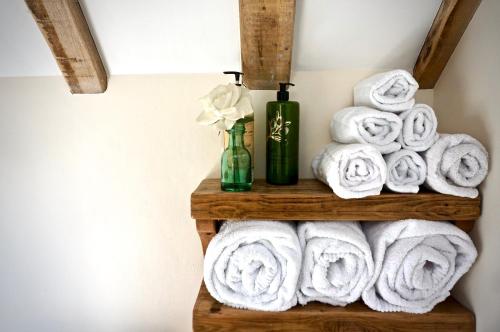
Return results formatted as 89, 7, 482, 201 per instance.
268, 109, 291, 143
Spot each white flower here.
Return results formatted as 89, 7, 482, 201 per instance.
196, 83, 254, 131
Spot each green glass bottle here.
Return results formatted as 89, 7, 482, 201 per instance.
266, 82, 300, 185
221, 120, 252, 191
224, 114, 254, 181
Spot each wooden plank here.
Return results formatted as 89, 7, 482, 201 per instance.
413, 0, 482, 88
191, 179, 480, 223
199, 233, 215, 254
26, 0, 107, 94
454, 220, 476, 233
239, 0, 295, 90
193, 284, 475, 332
196, 220, 217, 254
196, 219, 217, 233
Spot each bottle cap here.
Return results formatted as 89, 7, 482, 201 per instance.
277, 82, 295, 101
223, 71, 244, 86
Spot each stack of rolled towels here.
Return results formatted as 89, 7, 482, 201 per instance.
313, 69, 489, 198
202, 70, 484, 314
204, 220, 477, 313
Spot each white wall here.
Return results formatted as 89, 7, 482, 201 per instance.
0, 71, 431, 331
293, 0, 440, 70
433, 0, 500, 331
0, 75, 220, 332
0, 0, 441, 76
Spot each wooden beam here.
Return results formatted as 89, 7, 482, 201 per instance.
413, 0, 482, 89
239, 0, 295, 90
26, 0, 107, 94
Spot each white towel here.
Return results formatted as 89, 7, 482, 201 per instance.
362, 220, 477, 313
424, 134, 488, 198
398, 104, 439, 151
384, 149, 426, 193
330, 106, 402, 154
297, 222, 374, 306
354, 70, 419, 112
312, 142, 387, 199
204, 221, 301, 311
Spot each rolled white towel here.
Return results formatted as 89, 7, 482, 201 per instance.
204, 221, 301, 311
330, 106, 402, 154
297, 221, 374, 306
362, 220, 477, 313
312, 142, 387, 199
354, 69, 419, 112
398, 104, 439, 151
424, 134, 488, 198
384, 149, 426, 193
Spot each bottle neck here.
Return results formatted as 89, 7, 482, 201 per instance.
228, 124, 245, 147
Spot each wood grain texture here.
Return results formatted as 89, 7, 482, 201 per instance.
193, 284, 475, 332
191, 179, 480, 225
413, 0, 482, 88
196, 220, 218, 254
26, 0, 107, 94
239, 0, 295, 90
454, 220, 476, 233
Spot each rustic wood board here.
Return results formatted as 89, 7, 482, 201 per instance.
239, 0, 295, 90
26, 0, 107, 94
191, 179, 480, 223
413, 0, 482, 89
193, 284, 475, 332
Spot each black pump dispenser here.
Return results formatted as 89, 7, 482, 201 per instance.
223, 71, 244, 86
277, 82, 295, 101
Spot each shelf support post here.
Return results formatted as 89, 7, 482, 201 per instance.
196, 219, 219, 254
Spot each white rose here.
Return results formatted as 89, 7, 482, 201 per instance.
196, 83, 254, 131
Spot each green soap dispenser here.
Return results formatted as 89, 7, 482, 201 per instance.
266, 82, 300, 185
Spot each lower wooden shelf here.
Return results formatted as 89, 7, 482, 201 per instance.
193, 283, 475, 332
191, 178, 478, 331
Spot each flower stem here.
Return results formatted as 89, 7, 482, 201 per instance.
231, 128, 239, 185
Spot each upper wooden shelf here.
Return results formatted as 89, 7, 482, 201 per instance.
191, 179, 481, 222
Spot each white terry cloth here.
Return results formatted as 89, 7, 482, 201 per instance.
354, 69, 419, 112
204, 221, 301, 311
424, 134, 488, 198
362, 220, 477, 314
330, 106, 403, 154
384, 149, 427, 193
312, 142, 387, 199
398, 104, 439, 151
297, 221, 374, 306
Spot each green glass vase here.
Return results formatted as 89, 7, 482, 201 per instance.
221, 120, 252, 191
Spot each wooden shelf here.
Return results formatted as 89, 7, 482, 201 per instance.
191, 179, 480, 224
194, 284, 474, 332
191, 178, 480, 331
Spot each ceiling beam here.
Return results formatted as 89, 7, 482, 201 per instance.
413, 0, 482, 89
26, 0, 107, 94
239, 0, 296, 90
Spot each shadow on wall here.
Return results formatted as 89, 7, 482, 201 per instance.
373, 36, 420, 71
434, 68, 492, 311
435, 76, 491, 150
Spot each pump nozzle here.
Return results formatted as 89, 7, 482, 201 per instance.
277, 82, 295, 101
223, 71, 244, 86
